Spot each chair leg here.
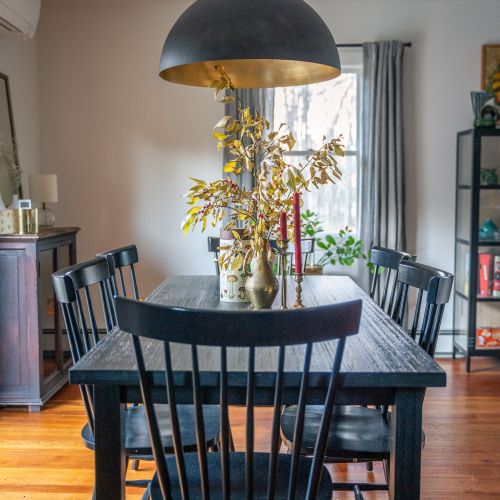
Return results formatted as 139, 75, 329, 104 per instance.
141, 480, 152, 500
229, 427, 236, 452
382, 458, 390, 484
354, 485, 365, 500
131, 458, 140, 471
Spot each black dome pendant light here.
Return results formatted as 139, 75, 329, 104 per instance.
159, 0, 341, 89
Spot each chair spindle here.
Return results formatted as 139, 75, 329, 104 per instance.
287, 342, 313, 500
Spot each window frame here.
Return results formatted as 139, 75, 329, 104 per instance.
278, 64, 363, 236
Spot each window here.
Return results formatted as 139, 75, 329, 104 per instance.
273, 65, 361, 235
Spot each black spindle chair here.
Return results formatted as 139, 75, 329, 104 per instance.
52, 258, 221, 491
280, 260, 453, 494
98, 244, 230, 470
392, 261, 454, 356
115, 295, 363, 499
369, 246, 414, 315
97, 244, 140, 301
97, 245, 144, 469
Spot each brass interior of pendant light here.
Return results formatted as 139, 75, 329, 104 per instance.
160, 59, 341, 89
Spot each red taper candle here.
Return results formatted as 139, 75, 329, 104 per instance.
279, 211, 287, 240
292, 192, 302, 273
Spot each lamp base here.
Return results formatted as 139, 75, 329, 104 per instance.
38, 206, 55, 227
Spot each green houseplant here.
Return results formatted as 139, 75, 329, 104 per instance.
316, 227, 366, 269
300, 209, 366, 274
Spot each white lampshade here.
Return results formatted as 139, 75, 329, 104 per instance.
29, 174, 58, 203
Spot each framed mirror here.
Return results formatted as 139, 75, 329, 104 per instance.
0, 72, 22, 207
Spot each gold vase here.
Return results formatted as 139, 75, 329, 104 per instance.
244, 243, 279, 309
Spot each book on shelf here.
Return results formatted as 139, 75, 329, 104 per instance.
479, 253, 493, 296
477, 327, 500, 349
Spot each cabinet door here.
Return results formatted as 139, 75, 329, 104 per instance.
0, 249, 30, 399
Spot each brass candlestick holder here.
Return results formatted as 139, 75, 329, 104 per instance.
276, 239, 289, 309
293, 272, 305, 309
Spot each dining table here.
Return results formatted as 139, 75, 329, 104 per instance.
69, 275, 446, 500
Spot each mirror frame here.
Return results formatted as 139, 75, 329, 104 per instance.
0, 72, 22, 201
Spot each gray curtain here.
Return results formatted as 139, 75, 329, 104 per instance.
223, 88, 275, 190
359, 41, 406, 289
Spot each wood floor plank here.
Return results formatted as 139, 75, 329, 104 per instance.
0, 358, 499, 498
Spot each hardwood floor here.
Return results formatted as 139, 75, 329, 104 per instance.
1, 357, 500, 499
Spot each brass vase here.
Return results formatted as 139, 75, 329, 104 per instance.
244, 243, 279, 309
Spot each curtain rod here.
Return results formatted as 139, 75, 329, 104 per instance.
337, 42, 412, 48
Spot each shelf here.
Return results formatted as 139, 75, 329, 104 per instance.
478, 241, 500, 247
455, 291, 500, 302
470, 348, 500, 357
457, 183, 500, 191
456, 238, 500, 247
477, 296, 500, 302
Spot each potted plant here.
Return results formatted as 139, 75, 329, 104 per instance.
300, 209, 366, 274
315, 227, 367, 272
181, 67, 345, 307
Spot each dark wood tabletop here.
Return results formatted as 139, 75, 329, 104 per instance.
71, 275, 445, 500
69, 275, 446, 391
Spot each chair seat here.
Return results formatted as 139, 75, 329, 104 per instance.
146, 452, 333, 499
81, 404, 220, 455
281, 405, 391, 460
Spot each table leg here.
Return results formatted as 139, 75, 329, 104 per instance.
389, 388, 424, 500
94, 385, 126, 500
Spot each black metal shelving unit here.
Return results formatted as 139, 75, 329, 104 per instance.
453, 128, 500, 371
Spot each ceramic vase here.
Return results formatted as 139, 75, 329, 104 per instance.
219, 229, 251, 303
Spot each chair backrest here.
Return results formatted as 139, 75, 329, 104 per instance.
207, 237, 221, 275
369, 246, 414, 314
97, 244, 140, 300
52, 257, 115, 433
391, 260, 453, 357
115, 297, 362, 500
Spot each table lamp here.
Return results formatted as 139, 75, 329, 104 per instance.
29, 174, 58, 227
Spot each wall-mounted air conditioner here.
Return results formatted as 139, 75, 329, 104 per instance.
0, 0, 41, 39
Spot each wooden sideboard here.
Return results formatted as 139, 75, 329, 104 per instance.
0, 227, 79, 411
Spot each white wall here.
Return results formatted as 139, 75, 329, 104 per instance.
37, 0, 500, 340
0, 33, 40, 194
309, 0, 500, 339
38, 0, 221, 292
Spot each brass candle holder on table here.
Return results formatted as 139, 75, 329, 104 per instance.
293, 272, 305, 309
276, 239, 289, 309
